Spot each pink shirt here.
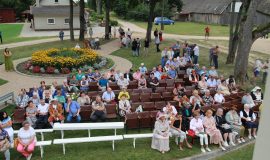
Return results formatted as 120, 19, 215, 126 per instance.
133, 72, 142, 80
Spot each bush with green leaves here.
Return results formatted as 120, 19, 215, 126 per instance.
110, 20, 118, 26
113, 0, 128, 17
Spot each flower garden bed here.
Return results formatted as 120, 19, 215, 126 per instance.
16, 48, 114, 77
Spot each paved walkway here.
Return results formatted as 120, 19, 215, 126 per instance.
0, 39, 132, 97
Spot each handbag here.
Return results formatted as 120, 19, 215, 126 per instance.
187, 129, 195, 137
94, 110, 104, 117
222, 123, 231, 130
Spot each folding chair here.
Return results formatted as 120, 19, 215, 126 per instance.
125, 113, 139, 133
142, 102, 155, 111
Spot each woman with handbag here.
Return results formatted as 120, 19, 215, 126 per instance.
190, 111, 211, 153
203, 109, 226, 151
0, 126, 10, 160
215, 108, 236, 147
17, 121, 36, 160
225, 106, 246, 143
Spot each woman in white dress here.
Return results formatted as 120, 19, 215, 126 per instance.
118, 93, 132, 117
151, 113, 170, 154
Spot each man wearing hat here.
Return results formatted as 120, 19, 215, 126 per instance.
48, 98, 64, 127
139, 63, 147, 75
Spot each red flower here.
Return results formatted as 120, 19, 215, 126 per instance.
46, 66, 55, 74
32, 66, 41, 73
61, 68, 71, 74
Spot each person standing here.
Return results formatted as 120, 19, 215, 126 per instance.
155, 37, 161, 52
0, 31, 3, 44
3, 48, 14, 71
154, 28, 159, 39
126, 28, 132, 39
59, 30, 64, 41
113, 26, 117, 38
205, 26, 210, 40
144, 38, 150, 57
212, 46, 220, 69
209, 47, 214, 66
89, 27, 93, 38
159, 30, 163, 42
131, 39, 137, 56
193, 44, 199, 64
262, 59, 269, 84
136, 38, 141, 56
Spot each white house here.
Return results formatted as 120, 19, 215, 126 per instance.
30, 0, 87, 31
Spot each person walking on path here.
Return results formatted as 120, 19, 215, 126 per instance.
89, 27, 93, 38
212, 46, 220, 69
0, 31, 3, 44
59, 30, 64, 41
144, 38, 150, 57
3, 48, 14, 71
193, 44, 199, 64
205, 26, 210, 40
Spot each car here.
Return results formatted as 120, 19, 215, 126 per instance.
154, 17, 175, 25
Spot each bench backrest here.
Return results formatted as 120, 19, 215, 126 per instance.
53, 122, 124, 131
13, 129, 53, 134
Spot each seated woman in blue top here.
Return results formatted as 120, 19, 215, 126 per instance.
65, 97, 81, 122
167, 65, 177, 79
76, 69, 85, 81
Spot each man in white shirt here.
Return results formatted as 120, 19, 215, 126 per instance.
102, 87, 115, 104
193, 44, 199, 64
214, 90, 225, 104
126, 28, 132, 39
117, 73, 129, 89
36, 99, 49, 129
207, 76, 217, 89
163, 102, 178, 116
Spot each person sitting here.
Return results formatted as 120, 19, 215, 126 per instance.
203, 109, 226, 151
29, 86, 40, 98
36, 99, 49, 129
214, 90, 225, 104
190, 90, 203, 112
118, 93, 132, 117
0, 125, 11, 160
181, 95, 193, 131
173, 83, 186, 102
163, 102, 178, 118
225, 106, 246, 143
86, 68, 95, 81
106, 69, 115, 79
124, 69, 134, 81
240, 104, 258, 139
151, 113, 170, 154
30, 93, 40, 107
227, 78, 239, 94
48, 99, 64, 127
17, 121, 36, 160
98, 74, 109, 92
189, 70, 199, 84
43, 90, 53, 104
216, 75, 225, 86
198, 75, 208, 94
208, 66, 218, 78
26, 101, 37, 128
80, 76, 89, 92
15, 89, 29, 108
167, 65, 177, 79
250, 86, 263, 104
148, 72, 159, 92
118, 87, 130, 100
61, 80, 71, 94
178, 57, 187, 69
77, 92, 91, 106
190, 111, 211, 153
117, 73, 129, 90
153, 67, 162, 80
169, 114, 192, 150
215, 108, 235, 146
133, 69, 141, 81
93, 69, 101, 81
138, 74, 147, 89
54, 89, 66, 105
241, 91, 255, 108
50, 81, 58, 96
139, 63, 147, 75
207, 76, 218, 89
65, 97, 81, 123
202, 90, 214, 106
102, 87, 116, 104
90, 96, 106, 122
217, 80, 230, 96
69, 75, 79, 93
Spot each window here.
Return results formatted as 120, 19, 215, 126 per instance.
47, 18, 55, 24
55, 0, 59, 3
64, 18, 69, 24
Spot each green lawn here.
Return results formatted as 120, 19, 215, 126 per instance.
131, 21, 229, 37
0, 78, 8, 86
0, 24, 53, 44
215, 144, 254, 160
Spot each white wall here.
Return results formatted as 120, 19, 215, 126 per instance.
34, 15, 80, 30
40, 0, 70, 6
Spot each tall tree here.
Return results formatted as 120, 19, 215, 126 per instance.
96, 0, 102, 14
234, 0, 270, 84
104, 0, 110, 39
79, 0, 86, 41
146, 0, 158, 42
69, 0, 75, 41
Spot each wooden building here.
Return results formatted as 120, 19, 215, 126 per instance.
0, 8, 16, 23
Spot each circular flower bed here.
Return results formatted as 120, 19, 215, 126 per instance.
22, 48, 109, 74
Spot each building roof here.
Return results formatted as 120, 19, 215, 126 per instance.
181, 0, 232, 14
31, 6, 80, 16
257, 0, 270, 15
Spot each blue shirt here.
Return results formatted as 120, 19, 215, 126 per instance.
168, 70, 177, 79
139, 66, 147, 74
65, 101, 80, 115
99, 78, 108, 87
154, 71, 161, 80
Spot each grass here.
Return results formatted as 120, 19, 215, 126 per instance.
0, 24, 53, 44
0, 78, 8, 86
130, 21, 229, 37
215, 144, 254, 160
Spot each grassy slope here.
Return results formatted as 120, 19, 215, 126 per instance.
215, 144, 254, 160
0, 78, 8, 86
131, 21, 229, 37
0, 24, 52, 44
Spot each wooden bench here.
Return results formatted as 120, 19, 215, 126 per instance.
0, 92, 14, 105
53, 135, 123, 154
123, 133, 153, 148
35, 140, 52, 158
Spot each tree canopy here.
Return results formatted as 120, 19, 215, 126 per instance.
0, 0, 34, 17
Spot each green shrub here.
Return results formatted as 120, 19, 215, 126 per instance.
110, 20, 118, 26
113, 0, 128, 17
